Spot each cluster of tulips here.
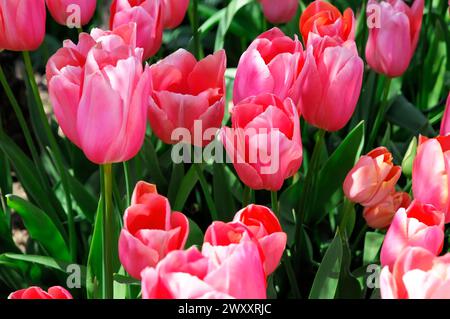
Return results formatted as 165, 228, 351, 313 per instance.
1, 0, 449, 300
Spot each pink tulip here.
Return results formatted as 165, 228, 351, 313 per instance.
148, 49, 226, 146
219, 93, 303, 191
0, 0, 46, 51
365, 0, 424, 77
344, 147, 401, 207
412, 135, 450, 223
232, 204, 287, 275
233, 28, 304, 105
110, 0, 163, 60
258, 0, 298, 24
141, 243, 266, 299
162, 0, 189, 29
46, 24, 152, 164
363, 191, 410, 229
298, 34, 363, 131
440, 93, 450, 136
299, 0, 355, 44
380, 247, 450, 299
46, 0, 96, 27
119, 182, 189, 279
380, 200, 445, 270
8, 286, 72, 299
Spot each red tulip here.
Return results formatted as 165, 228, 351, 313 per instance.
46, 0, 96, 27
148, 49, 226, 146
162, 0, 189, 29
110, 0, 163, 60
0, 0, 46, 51
119, 182, 189, 279
299, 0, 355, 44
258, 0, 298, 24
9, 286, 72, 299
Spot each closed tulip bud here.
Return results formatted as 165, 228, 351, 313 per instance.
440, 93, 450, 136
344, 147, 401, 206
298, 34, 363, 131
258, 0, 298, 24
119, 182, 189, 279
363, 191, 411, 229
299, 0, 355, 44
148, 49, 226, 147
46, 24, 152, 164
8, 286, 72, 299
46, 0, 96, 27
162, 0, 189, 29
381, 247, 450, 299
233, 28, 304, 105
0, 0, 46, 51
365, 0, 424, 77
219, 94, 303, 191
110, 0, 163, 60
412, 135, 450, 223
380, 200, 445, 270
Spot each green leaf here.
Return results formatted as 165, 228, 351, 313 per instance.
113, 273, 140, 286
67, 173, 97, 223
0, 208, 18, 253
6, 195, 70, 262
142, 137, 168, 192
86, 198, 103, 299
173, 165, 199, 211
308, 122, 365, 224
168, 162, 185, 205
279, 183, 300, 247
335, 233, 362, 298
401, 137, 417, 178
213, 163, 236, 221
363, 232, 385, 265
185, 218, 204, 248
3, 253, 76, 273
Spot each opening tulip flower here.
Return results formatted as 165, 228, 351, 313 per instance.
8, 286, 72, 299
299, 0, 355, 44
380, 200, 445, 270
233, 28, 304, 106
0, 0, 46, 51
380, 247, 450, 299
344, 147, 401, 207
220, 93, 302, 191
412, 135, 450, 223
162, 0, 189, 29
119, 182, 189, 279
46, 24, 152, 164
110, 0, 163, 61
365, 0, 424, 77
258, 0, 298, 24
363, 191, 411, 229
46, 0, 96, 27
148, 49, 226, 146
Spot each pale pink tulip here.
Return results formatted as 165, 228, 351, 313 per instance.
119, 182, 189, 279
380, 200, 445, 270
298, 34, 363, 131
110, 0, 163, 60
412, 135, 450, 223
148, 49, 226, 146
162, 0, 189, 29
381, 247, 450, 299
440, 93, 450, 136
0, 0, 46, 51
233, 28, 304, 105
8, 286, 72, 299
46, 0, 96, 26
46, 24, 152, 164
259, 0, 298, 24
220, 93, 303, 191
365, 0, 424, 77
344, 147, 401, 207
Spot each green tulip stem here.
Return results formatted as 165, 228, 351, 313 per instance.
368, 77, 392, 150
102, 163, 114, 299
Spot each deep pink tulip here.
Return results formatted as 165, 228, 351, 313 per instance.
8, 286, 72, 299
119, 182, 189, 279
380, 200, 445, 270
440, 93, 450, 136
344, 147, 401, 207
365, 0, 424, 77
148, 49, 226, 146
232, 204, 287, 275
258, 0, 298, 24
141, 243, 266, 299
162, 0, 189, 29
233, 28, 304, 105
220, 93, 303, 191
0, 0, 46, 51
299, 0, 355, 44
380, 247, 450, 299
46, 0, 96, 26
110, 0, 163, 60
46, 24, 152, 164
363, 191, 410, 229
298, 34, 363, 131
412, 135, 450, 223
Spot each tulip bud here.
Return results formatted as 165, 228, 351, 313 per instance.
258, 0, 298, 24
162, 0, 189, 29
